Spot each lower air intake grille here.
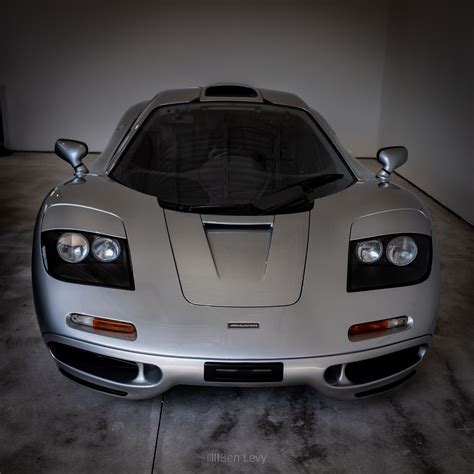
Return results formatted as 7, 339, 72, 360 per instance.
49, 342, 139, 383
59, 368, 128, 396
345, 345, 425, 385
204, 362, 284, 382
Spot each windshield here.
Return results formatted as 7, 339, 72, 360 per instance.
110, 103, 354, 214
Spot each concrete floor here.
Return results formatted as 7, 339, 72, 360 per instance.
0, 153, 472, 473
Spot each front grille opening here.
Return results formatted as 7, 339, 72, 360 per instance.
49, 342, 144, 384
59, 368, 128, 396
345, 345, 426, 385
204, 362, 283, 382
204, 85, 258, 98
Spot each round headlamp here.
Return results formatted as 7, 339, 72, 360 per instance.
57, 232, 89, 263
92, 237, 121, 262
355, 239, 383, 264
386, 236, 418, 266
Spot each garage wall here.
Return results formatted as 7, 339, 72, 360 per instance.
1, 0, 388, 156
378, 1, 474, 224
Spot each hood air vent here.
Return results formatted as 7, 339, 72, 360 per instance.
204, 85, 258, 98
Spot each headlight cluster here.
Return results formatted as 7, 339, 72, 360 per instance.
56, 233, 122, 263
356, 235, 418, 266
348, 233, 432, 292
42, 230, 134, 290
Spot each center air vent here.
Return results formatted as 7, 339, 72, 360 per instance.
204, 362, 284, 382
204, 85, 258, 98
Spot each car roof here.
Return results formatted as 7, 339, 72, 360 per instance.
152, 84, 310, 109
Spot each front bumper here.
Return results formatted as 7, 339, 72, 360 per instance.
44, 333, 432, 400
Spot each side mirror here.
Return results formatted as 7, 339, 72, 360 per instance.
55, 139, 89, 177
376, 146, 407, 182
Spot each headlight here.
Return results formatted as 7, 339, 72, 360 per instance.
348, 233, 432, 292
92, 237, 121, 262
42, 230, 134, 290
356, 239, 383, 264
56, 232, 89, 263
386, 236, 418, 266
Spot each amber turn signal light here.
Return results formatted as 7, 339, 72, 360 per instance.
69, 313, 136, 334
349, 316, 408, 337
93, 318, 135, 333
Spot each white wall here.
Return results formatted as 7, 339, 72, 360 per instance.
1, 0, 388, 156
378, 1, 474, 224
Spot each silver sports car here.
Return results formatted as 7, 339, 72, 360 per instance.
33, 84, 439, 399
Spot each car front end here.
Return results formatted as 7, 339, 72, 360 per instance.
33, 84, 439, 399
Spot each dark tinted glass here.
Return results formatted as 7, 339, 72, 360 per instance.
111, 103, 354, 214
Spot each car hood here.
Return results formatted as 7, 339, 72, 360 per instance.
164, 210, 309, 307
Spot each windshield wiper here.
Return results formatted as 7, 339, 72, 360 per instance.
158, 200, 264, 215
276, 173, 344, 194
255, 173, 344, 213
186, 203, 264, 214
158, 174, 343, 215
